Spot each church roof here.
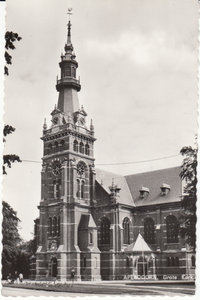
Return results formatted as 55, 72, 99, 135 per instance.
95, 168, 134, 206
95, 166, 181, 207
125, 166, 182, 207
125, 233, 152, 253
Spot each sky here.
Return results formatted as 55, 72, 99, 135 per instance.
2, 0, 198, 241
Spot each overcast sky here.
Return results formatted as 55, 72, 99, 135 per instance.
2, 0, 198, 241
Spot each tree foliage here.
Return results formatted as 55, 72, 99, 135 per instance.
2, 202, 37, 279
180, 146, 197, 249
2, 201, 22, 278
3, 32, 22, 175
4, 31, 22, 76
3, 125, 21, 175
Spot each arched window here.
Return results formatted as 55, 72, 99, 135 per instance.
191, 255, 195, 267
52, 217, 57, 237
57, 216, 60, 236
85, 144, 90, 156
73, 140, 78, 152
166, 215, 179, 243
81, 181, 85, 199
53, 180, 61, 198
80, 142, 84, 154
100, 217, 110, 245
123, 218, 130, 244
48, 143, 52, 155
89, 232, 93, 244
48, 217, 52, 236
60, 140, 65, 151
76, 179, 80, 198
144, 217, 155, 244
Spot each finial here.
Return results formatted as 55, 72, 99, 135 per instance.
112, 178, 115, 187
90, 119, 94, 132
67, 8, 73, 21
54, 104, 57, 110
67, 8, 73, 45
43, 118, 47, 130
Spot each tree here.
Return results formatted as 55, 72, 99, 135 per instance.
4, 31, 22, 76
180, 145, 197, 250
3, 32, 22, 174
2, 201, 22, 279
3, 125, 21, 174
15, 238, 37, 278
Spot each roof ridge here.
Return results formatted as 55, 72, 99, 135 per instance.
125, 165, 181, 178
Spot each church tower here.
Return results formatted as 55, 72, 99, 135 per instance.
36, 17, 101, 281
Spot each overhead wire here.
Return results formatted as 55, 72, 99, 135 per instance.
21, 153, 181, 166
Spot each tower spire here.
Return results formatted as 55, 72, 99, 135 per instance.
67, 8, 73, 45
67, 20, 72, 45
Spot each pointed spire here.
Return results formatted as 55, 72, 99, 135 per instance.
90, 119, 94, 133
43, 118, 47, 131
67, 20, 72, 45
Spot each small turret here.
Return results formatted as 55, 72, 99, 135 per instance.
90, 119, 94, 135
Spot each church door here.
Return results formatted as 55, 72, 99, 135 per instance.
137, 256, 147, 276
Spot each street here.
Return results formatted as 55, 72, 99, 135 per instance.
1, 283, 195, 297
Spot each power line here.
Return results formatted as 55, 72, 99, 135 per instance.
21, 153, 181, 166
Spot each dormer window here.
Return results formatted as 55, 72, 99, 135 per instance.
139, 187, 149, 198
160, 183, 170, 196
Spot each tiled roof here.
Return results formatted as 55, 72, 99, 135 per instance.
95, 168, 135, 206
125, 166, 182, 207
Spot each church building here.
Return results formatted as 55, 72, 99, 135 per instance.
34, 19, 195, 281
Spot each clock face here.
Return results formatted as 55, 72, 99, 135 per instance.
77, 162, 85, 176
52, 161, 61, 176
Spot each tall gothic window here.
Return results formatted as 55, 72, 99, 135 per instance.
48, 217, 52, 236
166, 215, 179, 243
73, 140, 78, 152
100, 217, 110, 245
144, 217, 155, 244
52, 217, 57, 237
81, 181, 85, 199
76, 179, 80, 198
85, 144, 90, 156
57, 216, 60, 236
53, 180, 61, 199
80, 142, 84, 154
123, 218, 130, 244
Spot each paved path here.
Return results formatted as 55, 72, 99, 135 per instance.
2, 287, 96, 297
1, 283, 195, 297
